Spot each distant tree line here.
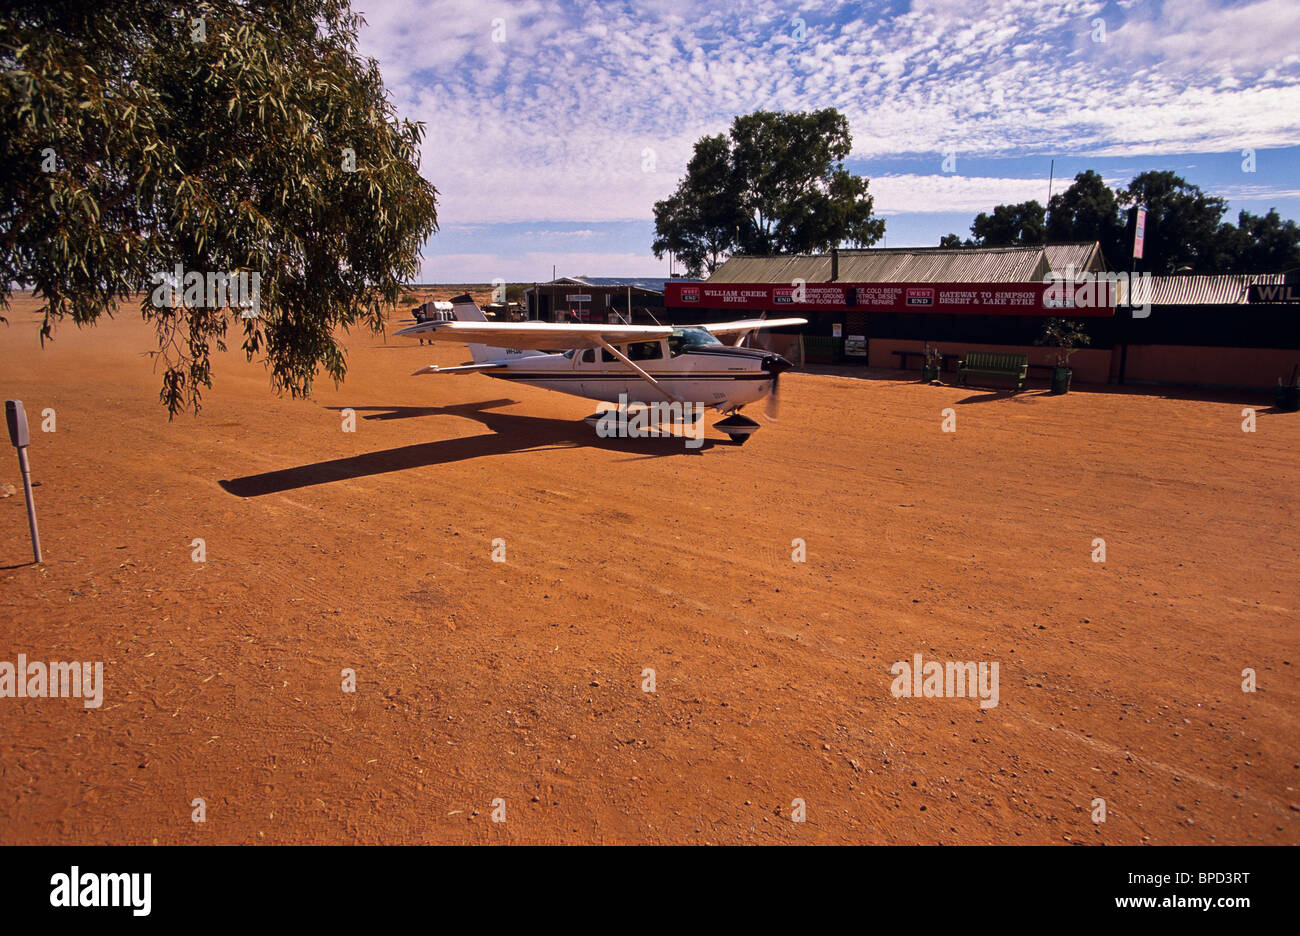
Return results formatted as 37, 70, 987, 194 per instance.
939, 169, 1300, 275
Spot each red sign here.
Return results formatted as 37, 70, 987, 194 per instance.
771, 284, 850, 306
1133, 207, 1146, 259
664, 281, 1115, 317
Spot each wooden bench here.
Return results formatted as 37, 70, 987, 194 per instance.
957, 351, 1029, 390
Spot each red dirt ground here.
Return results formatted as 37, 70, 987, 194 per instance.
1, 293, 1297, 844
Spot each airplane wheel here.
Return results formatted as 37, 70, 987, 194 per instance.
716, 413, 759, 446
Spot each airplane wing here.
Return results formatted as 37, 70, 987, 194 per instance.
700, 318, 808, 338
394, 320, 673, 351
411, 362, 509, 376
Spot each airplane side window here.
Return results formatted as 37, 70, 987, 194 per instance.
601, 346, 620, 363
581, 349, 596, 364
629, 341, 663, 361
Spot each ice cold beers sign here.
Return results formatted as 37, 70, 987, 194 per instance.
665, 281, 1115, 316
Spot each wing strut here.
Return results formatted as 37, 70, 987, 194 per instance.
732, 312, 763, 347
595, 338, 687, 404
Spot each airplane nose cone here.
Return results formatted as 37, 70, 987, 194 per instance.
763, 354, 794, 375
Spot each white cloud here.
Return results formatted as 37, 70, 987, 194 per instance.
353, 0, 1300, 239
419, 250, 669, 282
1216, 184, 1300, 202
871, 174, 1054, 213
1098, 0, 1300, 75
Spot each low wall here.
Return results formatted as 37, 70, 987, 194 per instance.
868, 338, 1111, 384
1122, 345, 1300, 390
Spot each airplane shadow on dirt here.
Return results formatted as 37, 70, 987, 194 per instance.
219, 399, 721, 497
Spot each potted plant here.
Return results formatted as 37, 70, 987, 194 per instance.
1036, 318, 1090, 394
921, 344, 943, 383
1276, 365, 1300, 412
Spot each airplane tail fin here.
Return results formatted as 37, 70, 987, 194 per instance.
448, 292, 489, 323
448, 292, 546, 363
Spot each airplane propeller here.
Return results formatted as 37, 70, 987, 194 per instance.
762, 353, 791, 420
765, 370, 781, 420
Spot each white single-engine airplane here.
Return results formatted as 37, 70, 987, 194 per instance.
395, 294, 806, 445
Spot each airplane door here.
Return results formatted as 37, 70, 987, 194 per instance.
574, 347, 600, 400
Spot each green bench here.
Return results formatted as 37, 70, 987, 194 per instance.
956, 351, 1028, 390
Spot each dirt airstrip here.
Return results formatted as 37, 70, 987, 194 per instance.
1, 291, 1297, 844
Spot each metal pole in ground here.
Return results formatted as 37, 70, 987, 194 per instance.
5, 400, 42, 564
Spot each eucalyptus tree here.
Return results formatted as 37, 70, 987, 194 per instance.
2, 0, 438, 414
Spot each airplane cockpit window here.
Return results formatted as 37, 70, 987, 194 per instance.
668, 327, 722, 357
581, 349, 596, 363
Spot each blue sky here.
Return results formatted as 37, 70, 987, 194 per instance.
355, 0, 1300, 281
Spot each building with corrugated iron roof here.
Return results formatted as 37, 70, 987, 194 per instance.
1116, 273, 1284, 306
523, 276, 700, 323
705, 243, 1106, 284
1117, 273, 1296, 388
663, 245, 1297, 390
